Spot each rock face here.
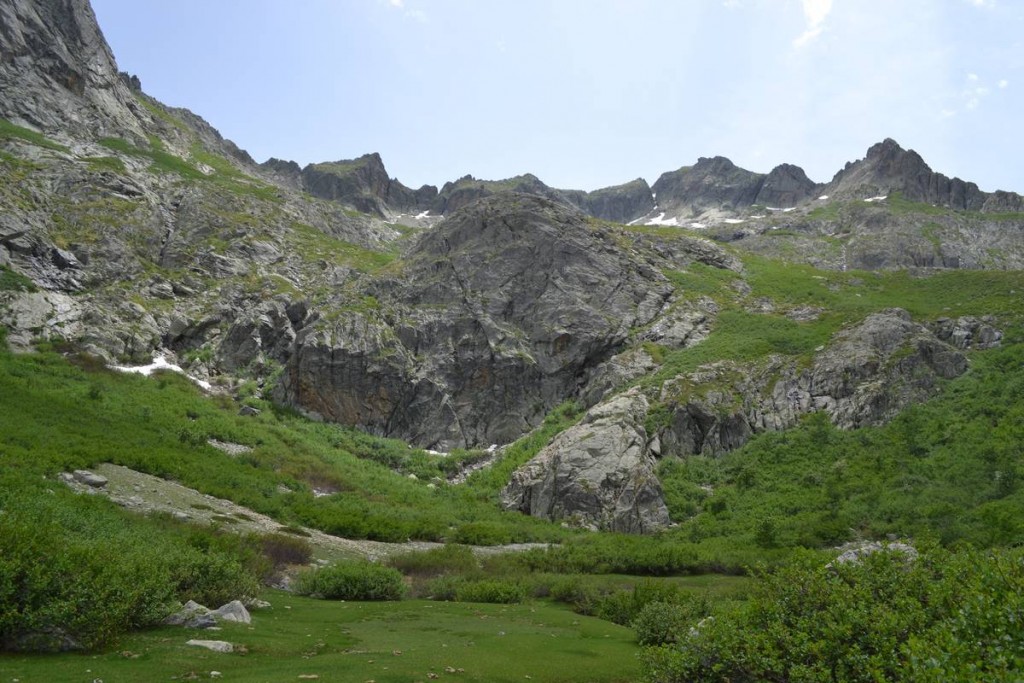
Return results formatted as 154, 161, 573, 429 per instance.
501, 390, 670, 533
0, 0, 142, 138
568, 178, 657, 223
275, 194, 673, 449
657, 309, 974, 457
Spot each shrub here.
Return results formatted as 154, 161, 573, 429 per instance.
454, 579, 527, 604
639, 546, 1024, 683
386, 544, 478, 577
261, 532, 313, 569
634, 602, 693, 646
294, 560, 405, 601
0, 484, 259, 652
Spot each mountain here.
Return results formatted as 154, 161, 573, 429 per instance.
2, 0, 1024, 538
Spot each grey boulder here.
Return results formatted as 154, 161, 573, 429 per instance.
501, 389, 669, 533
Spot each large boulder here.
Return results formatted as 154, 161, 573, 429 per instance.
501, 389, 670, 533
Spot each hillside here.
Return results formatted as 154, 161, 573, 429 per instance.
2, 1, 1023, 680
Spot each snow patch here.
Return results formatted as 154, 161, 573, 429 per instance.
766, 207, 797, 213
689, 222, 707, 229
648, 212, 681, 227
414, 211, 432, 219
818, 195, 830, 200
111, 355, 212, 391
863, 195, 888, 203
751, 214, 766, 219
723, 218, 745, 224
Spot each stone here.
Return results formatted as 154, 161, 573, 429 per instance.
164, 600, 216, 629
72, 469, 107, 488
830, 541, 918, 566
501, 389, 670, 533
211, 600, 251, 624
185, 639, 233, 654
238, 405, 261, 417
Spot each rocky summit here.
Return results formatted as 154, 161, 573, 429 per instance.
2, 0, 1024, 537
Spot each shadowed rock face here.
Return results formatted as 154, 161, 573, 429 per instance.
501, 390, 670, 533
275, 194, 674, 449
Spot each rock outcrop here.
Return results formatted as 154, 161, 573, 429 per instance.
275, 194, 673, 449
657, 309, 975, 457
501, 390, 670, 533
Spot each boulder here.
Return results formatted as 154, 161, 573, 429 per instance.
501, 389, 670, 533
186, 639, 233, 653
71, 469, 107, 488
211, 600, 251, 624
164, 600, 216, 629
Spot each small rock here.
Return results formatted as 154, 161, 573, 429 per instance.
238, 405, 261, 417
297, 676, 320, 680
210, 673, 222, 679
185, 639, 233, 653
245, 598, 272, 609
72, 470, 108, 488
212, 600, 251, 624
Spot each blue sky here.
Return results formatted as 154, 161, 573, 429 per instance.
90, 0, 1022, 193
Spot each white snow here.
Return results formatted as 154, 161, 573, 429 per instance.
426, 449, 448, 457
723, 218, 745, 224
487, 444, 499, 453
689, 222, 707, 229
818, 195, 830, 200
767, 207, 797, 213
751, 214, 766, 219
863, 195, 888, 203
648, 212, 681, 227
414, 211, 432, 219
111, 355, 212, 391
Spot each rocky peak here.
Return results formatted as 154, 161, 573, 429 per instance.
300, 152, 436, 217
755, 163, 819, 207
651, 156, 765, 215
826, 138, 985, 210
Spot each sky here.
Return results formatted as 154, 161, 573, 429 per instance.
90, 0, 1023, 193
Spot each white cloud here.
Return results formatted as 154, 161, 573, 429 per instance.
722, 0, 741, 9
389, 0, 404, 7
999, 79, 1010, 88
966, 0, 994, 7
967, 72, 979, 81
793, 0, 833, 48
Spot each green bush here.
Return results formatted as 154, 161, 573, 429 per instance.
454, 579, 527, 604
261, 532, 313, 569
634, 602, 693, 646
295, 561, 405, 601
0, 483, 259, 652
639, 546, 1024, 683
386, 544, 478, 577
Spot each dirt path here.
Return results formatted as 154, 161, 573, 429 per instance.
63, 463, 547, 561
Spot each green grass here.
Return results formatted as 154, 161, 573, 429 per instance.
0, 344, 567, 545
289, 222, 398, 272
0, 592, 641, 683
82, 155, 127, 173
0, 117, 69, 153
887, 191, 951, 216
0, 265, 38, 293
